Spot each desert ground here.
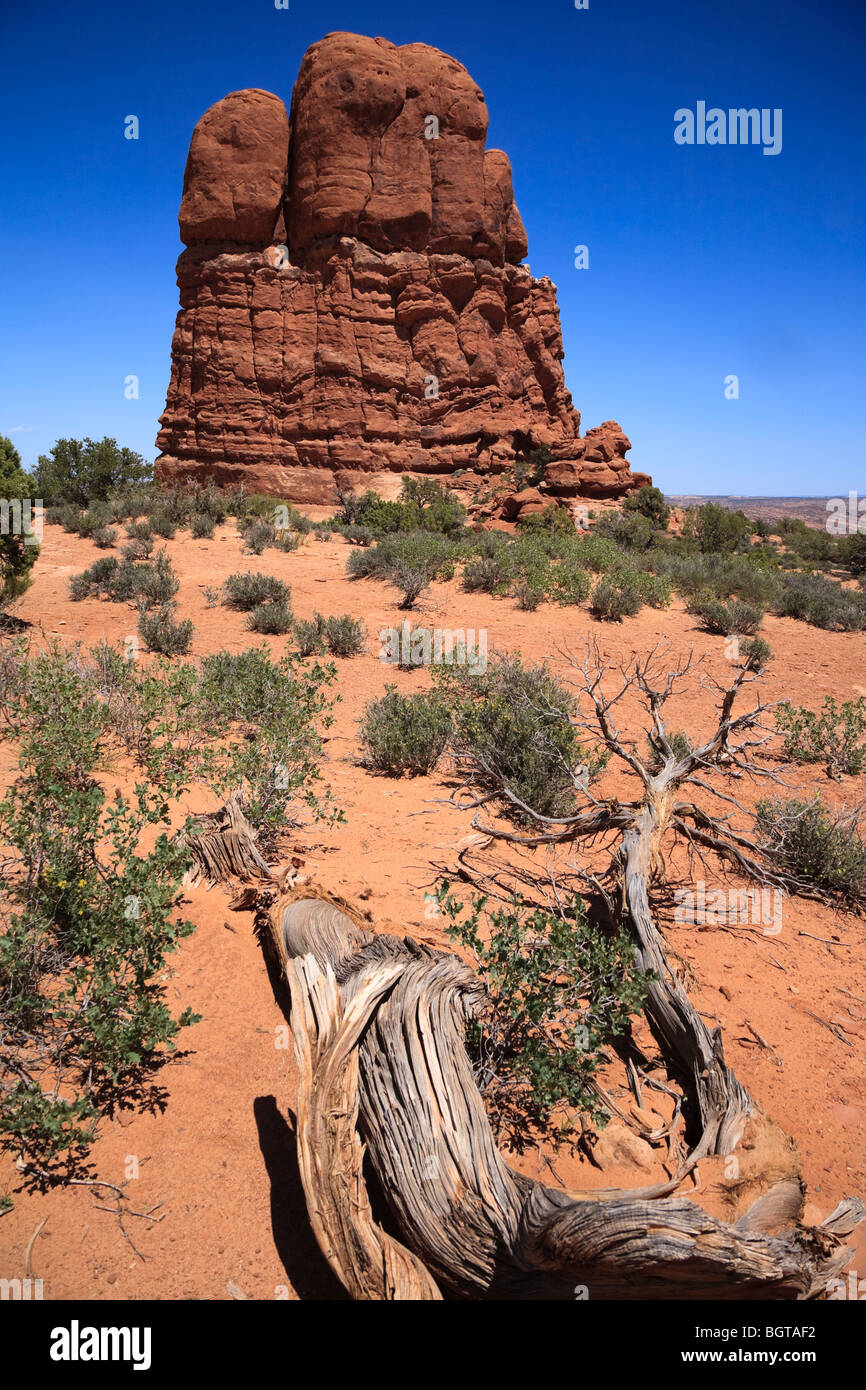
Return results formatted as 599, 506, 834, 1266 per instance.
0, 513, 864, 1300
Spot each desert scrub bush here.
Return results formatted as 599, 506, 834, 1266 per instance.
359, 687, 451, 774
594, 510, 653, 551
546, 562, 591, 607
273, 529, 300, 553
756, 796, 866, 909
293, 618, 324, 656
122, 535, 154, 561
149, 511, 177, 540
590, 574, 642, 622
623, 484, 670, 529
777, 572, 866, 631
516, 503, 574, 536
687, 595, 764, 635
125, 519, 153, 542
190, 512, 215, 539
223, 571, 290, 611
443, 653, 607, 823
682, 501, 754, 554
341, 524, 377, 547
461, 550, 514, 595
319, 613, 365, 656
339, 477, 466, 537
775, 697, 866, 779
0, 643, 198, 1175
91, 525, 118, 549
247, 600, 293, 635
137, 605, 194, 656
69, 555, 120, 600
741, 636, 773, 672
347, 531, 458, 608
438, 887, 649, 1148
195, 646, 341, 841
241, 519, 274, 554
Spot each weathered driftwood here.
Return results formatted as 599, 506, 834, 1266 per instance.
179, 794, 272, 886
276, 896, 863, 1301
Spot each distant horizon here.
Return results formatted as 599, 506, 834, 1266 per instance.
2, 0, 863, 495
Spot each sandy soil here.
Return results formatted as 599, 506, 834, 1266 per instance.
1, 519, 864, 1300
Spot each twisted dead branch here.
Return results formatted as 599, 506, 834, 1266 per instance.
274, 896, 863, 1300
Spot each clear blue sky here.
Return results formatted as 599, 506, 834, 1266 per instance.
1, 0, 863, 495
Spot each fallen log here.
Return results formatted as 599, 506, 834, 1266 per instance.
274, 896, 863, 1301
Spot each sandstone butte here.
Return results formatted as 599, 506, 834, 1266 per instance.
155, 32, 651, 506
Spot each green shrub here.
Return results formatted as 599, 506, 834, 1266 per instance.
595, 510, 653, 551
839, 532, 866, 576
69, 556, 120, 600
548, 564, 592, 607
775, 697, 866, 778
756, 796, 866, 908
137, 605, 194, 655
359, 687, 451, 774
247, 600, 293, 635
149, 511, 176, 540
122, 536, 153, 561
190, 512, 215, 539
688, 596, 764, 635
91, 525, 118, 549
126, 519, 153, 542
516, 503, 573, 536
223, 572, 290, 611
462, 551, 514, 595
320, 613, 365, 657
445, 653, 607, 822
31, 437, 152, 506
624, 484, 670, 529
0, 644, 197, 1172
590, 575, 642, 622
777, 572, 866, 631
294, 618, 324, 657
682, 502, 753, 554
439, 886, 649, 1147
273, 529, 300, 553
242, 519, 274, 555
742, 637, 773, 672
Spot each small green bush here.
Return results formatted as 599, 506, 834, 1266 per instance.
590, 575, 642, 622
190, 512, 215, 539
137, 605, 194, 656
223, 572, 290, 611
294, 618, 324, 657
359, 687, 451, 774
756, 796, 866, 908
775, 697, 866, 778
320, 613, 365, 657
624, 484, 670, 529
247, 600, 293, 635
688, 596, 764, 635
445, 653, 607, 823
439, 887, 649, 1147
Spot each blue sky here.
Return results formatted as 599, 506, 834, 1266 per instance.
1, 0, 863, 495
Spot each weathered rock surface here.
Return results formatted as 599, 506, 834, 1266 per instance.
156, 32, 647, 504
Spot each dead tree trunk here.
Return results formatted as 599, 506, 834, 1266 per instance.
275, 896, 862, 1301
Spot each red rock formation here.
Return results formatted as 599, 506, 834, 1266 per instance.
156, 32, 648, 504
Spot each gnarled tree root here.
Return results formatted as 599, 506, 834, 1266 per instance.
275, 896, 863, 1301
